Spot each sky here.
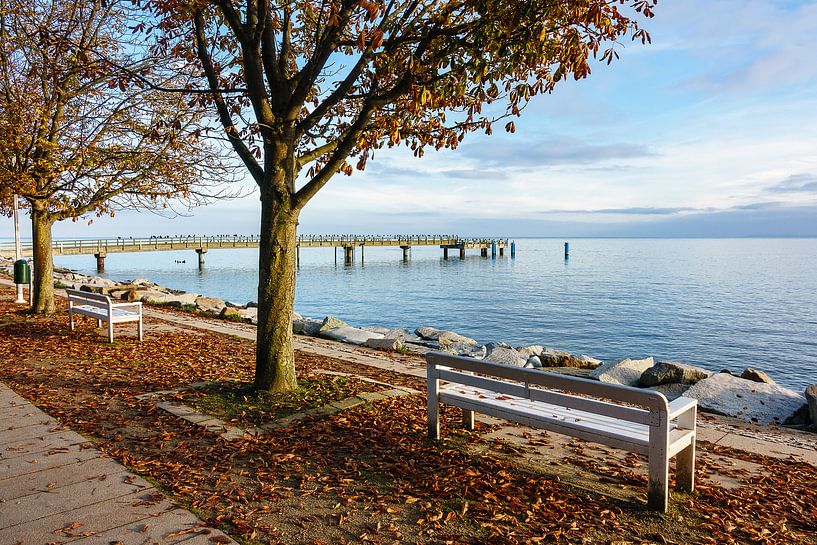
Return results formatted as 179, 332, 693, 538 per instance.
3, 0, 817, 239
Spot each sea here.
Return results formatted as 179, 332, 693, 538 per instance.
49, 238, 817, 392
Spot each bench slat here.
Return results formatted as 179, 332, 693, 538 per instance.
438, 369, 654, 426
441, 385, 653, 442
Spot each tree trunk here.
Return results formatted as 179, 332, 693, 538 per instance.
31, 208, 56, 314
254, 196, 299, 392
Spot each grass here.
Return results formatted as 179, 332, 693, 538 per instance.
181, 375, 379, 427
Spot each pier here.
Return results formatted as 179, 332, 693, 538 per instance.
0, 235, 513, 270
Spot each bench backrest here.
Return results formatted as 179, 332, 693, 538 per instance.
426, 352, 668, 427
66, 288, 113, 309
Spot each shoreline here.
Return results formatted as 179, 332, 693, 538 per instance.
1, 255, 815, 432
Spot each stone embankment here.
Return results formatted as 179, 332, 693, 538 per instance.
2, 257, 814, 431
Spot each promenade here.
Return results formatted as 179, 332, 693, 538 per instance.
0, 382, 236, 544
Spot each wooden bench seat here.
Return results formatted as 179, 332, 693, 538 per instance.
426, 352, 697, 511
67, 289, 143, 343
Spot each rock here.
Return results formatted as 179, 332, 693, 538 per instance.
806, 385, 817, 424
526, 355, 543, 369
383, 328, 419, 342
238, 307, 258, 324
684, 373, 807, 424
130, 278, 153, 286
225, 301, 244, 308
156, 292, 200, 307
785, 404, 812, 426
484, 341, 511, 351
365, 338, 403, 351
220, 307, 242, 319
415, 327, 478, 345
740, 368, 776, 385
293, 318, 322, 336
639, 361, 711, 387
320, 326, 383, 346
516, 345, 544, 359
484, 346, 527, 367
320, 316, 348, 332
439, 342, 487, 359
363, 326, 391, 335
108, 290, 129, 300
292, 311, 302, 320
648, 383, 691, 401
136, 290, 173, 303
590, 356, 654, 387
540, 348, 601, 369
195, 296, 225, 311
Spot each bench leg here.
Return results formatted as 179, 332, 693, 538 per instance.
69, 309, 75, 331
427, 376, 440, 440
137, 319, 143, 341
648, 427, 669, 512
107, 320, 114, 343
462, 408, 475, 431
675, 407, 696, 493
97, 319, 102, 328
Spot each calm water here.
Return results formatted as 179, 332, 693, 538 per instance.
53, 238, 817, 391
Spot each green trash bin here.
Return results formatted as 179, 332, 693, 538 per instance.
14, 259, 30, 284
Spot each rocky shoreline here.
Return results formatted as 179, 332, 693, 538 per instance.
2, 256, 815, 431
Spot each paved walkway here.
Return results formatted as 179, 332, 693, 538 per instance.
0, 383, 236, 545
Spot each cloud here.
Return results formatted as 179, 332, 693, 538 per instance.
542, 206, 699, 216
460, 138, 656, 168
766, 173, 817, 194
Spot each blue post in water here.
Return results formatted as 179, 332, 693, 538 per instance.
564, 241, 570, 259
491, 241, 497, 259
511, 240, 516, 257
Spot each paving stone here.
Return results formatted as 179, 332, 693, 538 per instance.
0, 468, 152, 528
328, 397, 365, 411
0, 422, 69, 444
68, 507, 222, 545
0, 410, 60, 428
1, 430, 92, 460
179, 412, 217, 425
0, 489, 182, 545
0, 442, 99, 480
357, 391, 389, 402
0, 457, 128, 502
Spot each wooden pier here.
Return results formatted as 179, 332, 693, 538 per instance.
0, 235, 515, 270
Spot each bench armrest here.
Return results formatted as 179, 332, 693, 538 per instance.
111, 301, 142, 312
668, 396, 697, 421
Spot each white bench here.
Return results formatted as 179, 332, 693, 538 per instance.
67, 289, 143, 343
426, 352, 697, 512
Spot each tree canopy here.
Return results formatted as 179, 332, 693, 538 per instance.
0, 0, 237, 313
148, 0, 655, 390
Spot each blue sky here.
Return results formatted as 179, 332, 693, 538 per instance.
4, 0, 817, 238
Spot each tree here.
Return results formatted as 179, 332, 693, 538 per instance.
148, 0, 655, 392
0, 0, 235, 314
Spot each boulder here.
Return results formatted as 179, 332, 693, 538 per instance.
439, 342, 487, 359
740, 368, 776, 385
383, 328, 419, 341
363, 326, 391, 335
157, 292, 200, 307
195, 296, 225, 311
108, 290, 129, 300
525, 355, 543, 369
516, 345, 544, 359
590, 356, 654, 387
484, 346, 527, 367
540, 348, 601, 369
245, 301, 258, 308
292, 311, 303, 321
137, 290, 174, 304
320, 316, 348, 332
238, 307, 258, 324
639, 361, 711, 387
684, 373, 807, 424
293, 318, 322, 336
485, 341, 511, 351
320, 326, 384, 346
220, 307, 242, 320
648, 383, 691, 401
130, 278, 153, 286
415, 327, 478, 345
806, 385, 817, 425
365, 338, 403, 351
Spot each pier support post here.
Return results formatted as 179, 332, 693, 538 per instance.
196, 248, 208, 268
400, 245, 411, 261
296, 245, 300, 268
499, 246, 504, 257
361, 245, 365, 264
564, 242, 570, 259
480, 247, 488, 258
459, 246, 466, 260
511, 241, 516, 258
94, 252, 106, 273
491, 241, 497, 258
443, 247, 449, 259
344, 245, 354, 266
